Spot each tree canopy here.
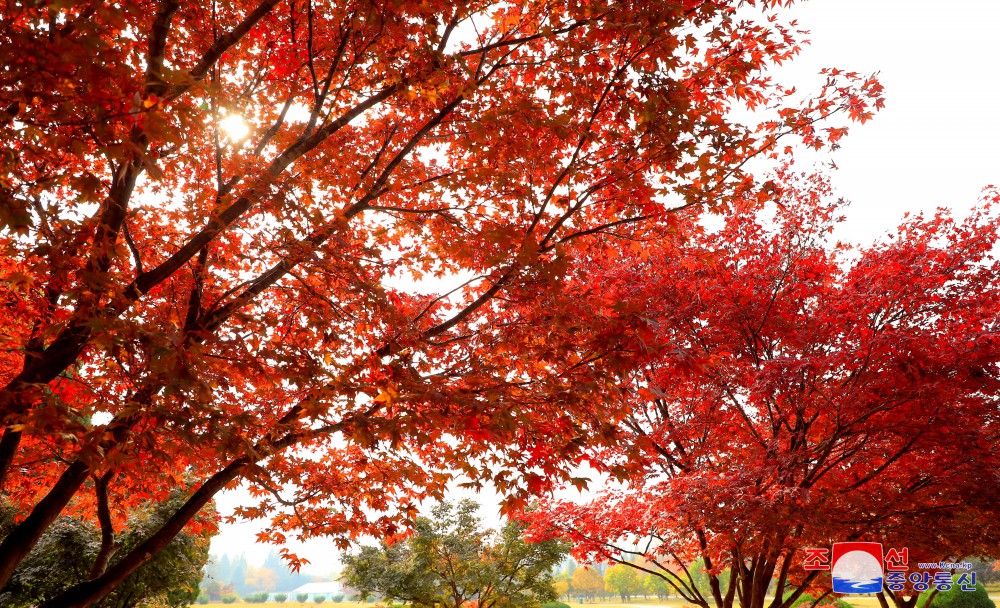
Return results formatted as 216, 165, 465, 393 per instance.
341, 499, 567, 608
0, 0, 880, 605
571, 566, 605, 600
523, 172, 1000, 608
605, 563, 642, 602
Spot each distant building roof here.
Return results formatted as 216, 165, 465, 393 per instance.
291, 582, 342, 594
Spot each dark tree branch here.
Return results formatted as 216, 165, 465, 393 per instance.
145, 0, 181, 97
89, 471, 119, 578
170, 0, 286, 99
37, 401, 383, 608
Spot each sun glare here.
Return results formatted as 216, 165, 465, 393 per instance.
219, 114, 250, 141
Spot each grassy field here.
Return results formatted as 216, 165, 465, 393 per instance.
197, 600, 889, 608
200, 603, 358, 608
198, 595, 1000, 608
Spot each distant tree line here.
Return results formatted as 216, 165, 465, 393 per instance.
551, 556, 730, 603
199, 550, 317, 601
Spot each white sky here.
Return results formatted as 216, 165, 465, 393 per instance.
778, 0, 1000, 244
208, 0, 1000, 575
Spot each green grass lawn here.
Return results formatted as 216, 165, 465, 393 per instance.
201, 603, 358, 608
198, 601, 854, 608
198, 595, 999, 608
196, 603, 693, 608
579, 598, 886, 608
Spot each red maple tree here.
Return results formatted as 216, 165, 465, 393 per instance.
522, 171, 1000, 608
0, 1, 880, 606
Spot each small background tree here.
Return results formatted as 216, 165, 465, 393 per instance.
570, 567, 604, 602
343, 499, 567, 608
643, 573, 671, 600
605, 564, 642, 602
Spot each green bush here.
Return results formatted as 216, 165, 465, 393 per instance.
315, 595, 328, 604
274, 593, 288, 603
298, 594, 311, 602
196, 595, 209, 605
246, 592, 270, 603
930, 581, 996, 608
221, 595, 238, 604
542, 602, 572, 608
332, 594, 345, 602
789, 593, 851, 608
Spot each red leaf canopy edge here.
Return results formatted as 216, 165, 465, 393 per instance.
523, 171, 1000, 608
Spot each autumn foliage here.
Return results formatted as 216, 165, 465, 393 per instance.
0, 0, 881, 606
522, 173, 1000, 608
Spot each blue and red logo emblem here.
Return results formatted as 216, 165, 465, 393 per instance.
831, 542, 884, 594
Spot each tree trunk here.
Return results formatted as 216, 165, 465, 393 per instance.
90, 471, 119, 578
0, 460, 91, 588
0, 426, 22, 488
37, 457, 250, 608
0, 384, 157, 586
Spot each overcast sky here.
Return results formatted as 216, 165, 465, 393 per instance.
779, 0, 1000, 244
209, 0, 1000, 575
